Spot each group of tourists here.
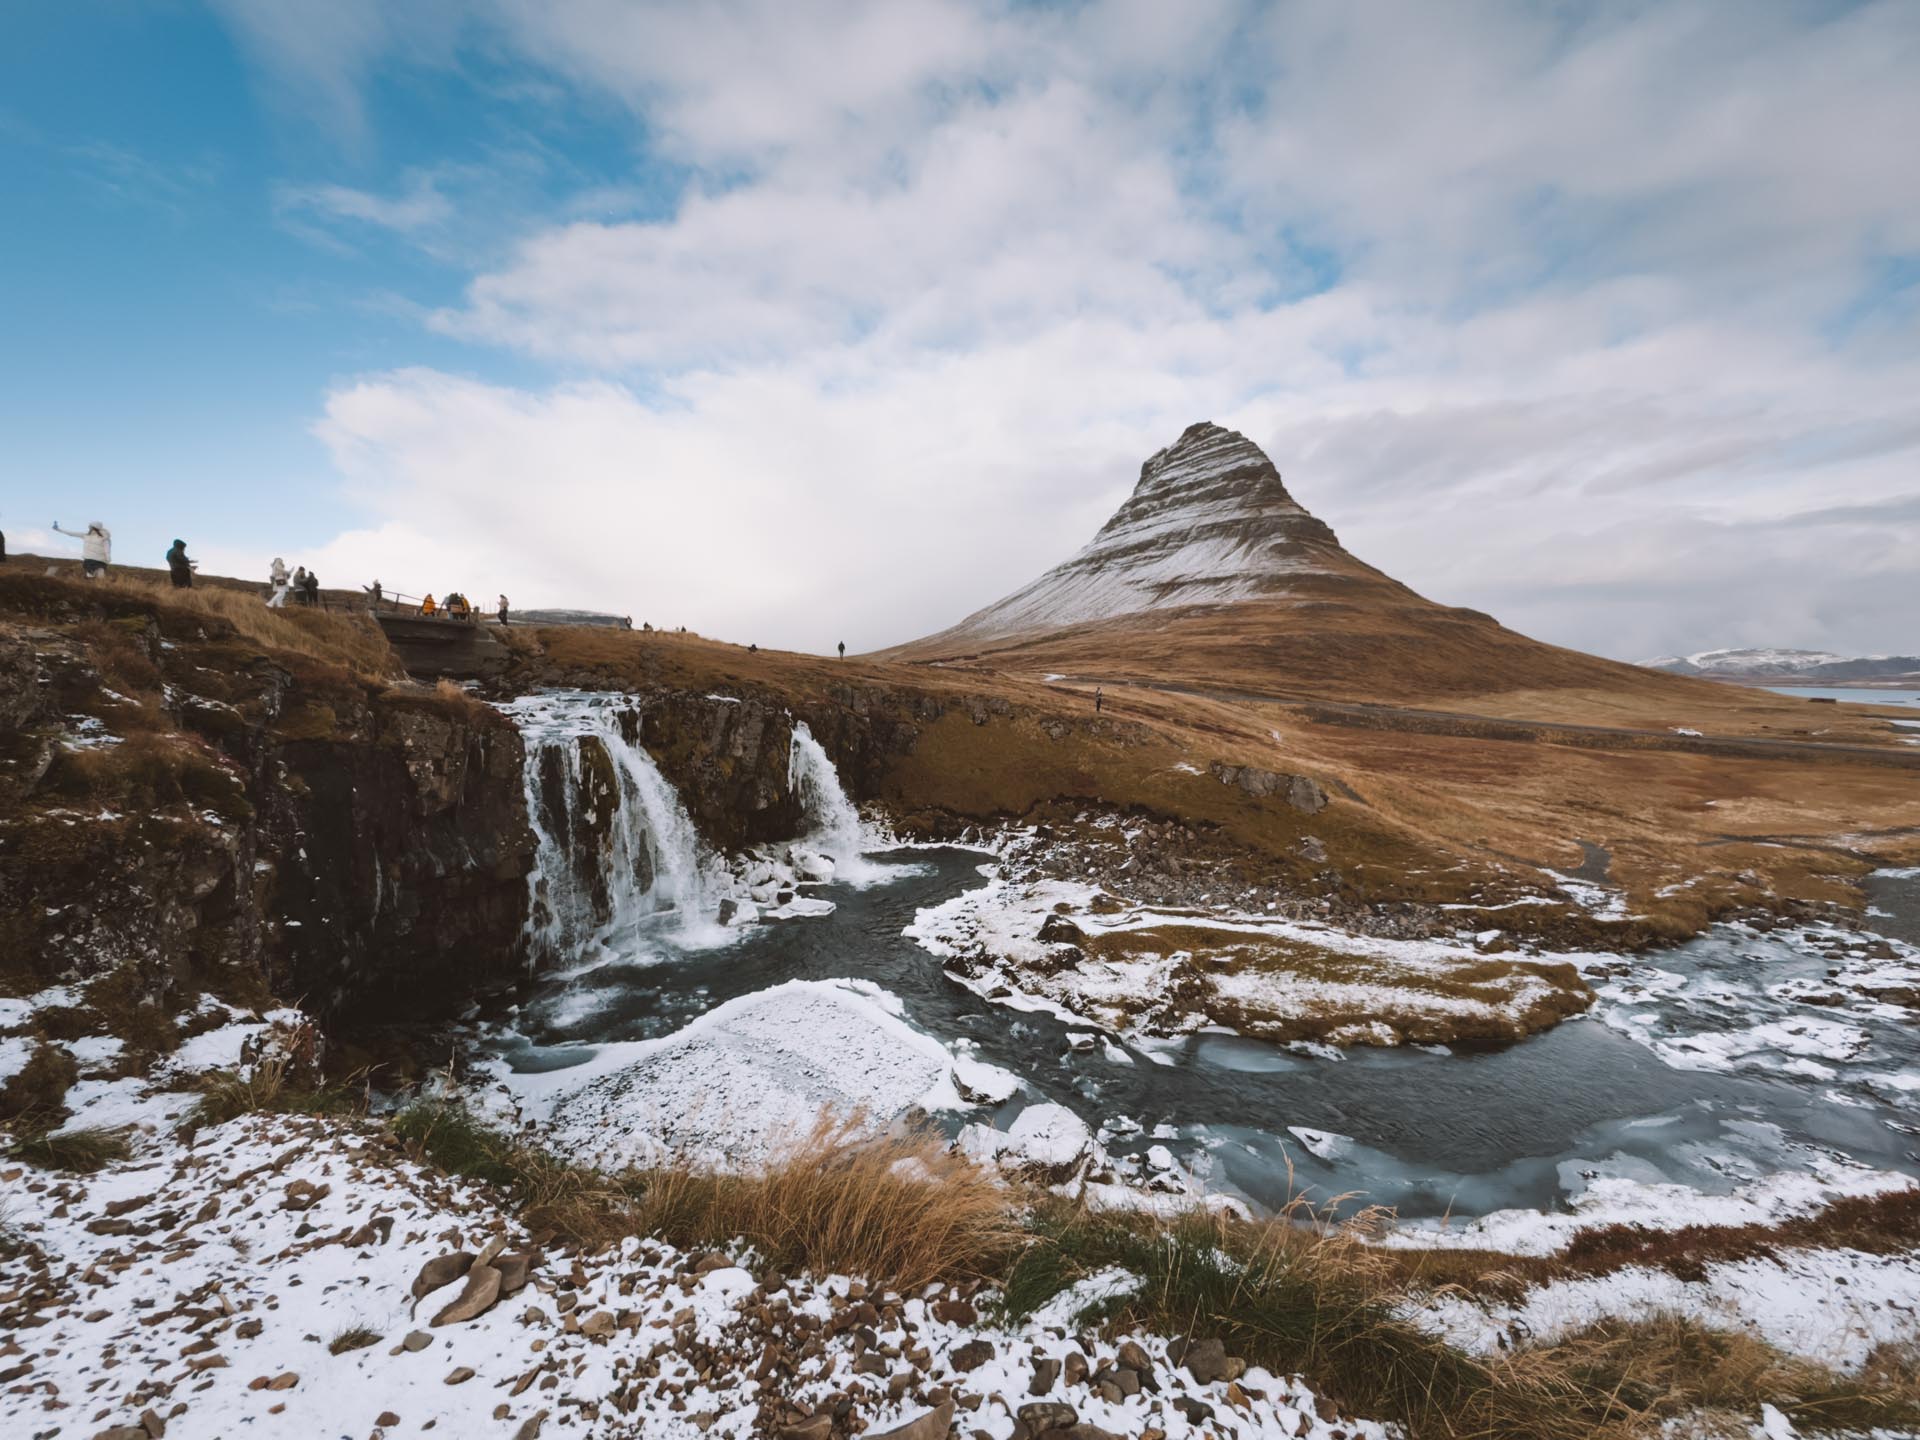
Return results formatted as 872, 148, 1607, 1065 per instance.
267, 558, 323, 608
420, 591, 510, 624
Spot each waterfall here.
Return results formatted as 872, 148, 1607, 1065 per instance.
501, 691, 719, 966
788, 721, 878, 883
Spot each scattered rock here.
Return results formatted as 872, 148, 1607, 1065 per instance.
950, 1338, 995, 1372
867, 1398, 956, 1440
445, 1366, 475, 1385
411, 1252, 476, 1300
1017, 1401, 1079, 1433
431, 1262, 503, 1326
1175, 1337, 1227, 1384
1029, 1356, 1062, 1395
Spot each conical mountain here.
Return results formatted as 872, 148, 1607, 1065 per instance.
884, 422, 1681, 702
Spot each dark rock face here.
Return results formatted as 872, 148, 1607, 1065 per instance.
1208, 760, 1329, 814
634, 692, 802, 851
263, 692, 535, 1025
0, 614, 535, 1040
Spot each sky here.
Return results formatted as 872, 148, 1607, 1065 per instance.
2, 0, 1916, 660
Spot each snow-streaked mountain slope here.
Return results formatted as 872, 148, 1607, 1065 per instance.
898, 422, 1394, 651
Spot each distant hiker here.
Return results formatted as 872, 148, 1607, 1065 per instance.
267, 558, 290, 607
368, 579, 383, 608
446, 592, 471, 620
165, 538, 194, 588
53, 520, 112, 577
291, 566, 309, 604
1, 522, 7, 563
496, 594, 510, 625
748, 642, 758, 653
1094, 687, 1103, 714
837, 641, 846, 659
421, 593, 437, 617
303, 570, 320, 607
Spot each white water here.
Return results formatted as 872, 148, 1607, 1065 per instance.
789, 721, 882, 884
501, 691, 723, 965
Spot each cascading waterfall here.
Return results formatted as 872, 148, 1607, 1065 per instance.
500, 691, 719, 966
788, 720, 879, 883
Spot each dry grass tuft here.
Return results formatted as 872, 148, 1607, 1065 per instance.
629, 1117, 1019, 1291
327, 1324, 383, 1356
393, 1104, 1016, 1290
5, 1124, 134, 1173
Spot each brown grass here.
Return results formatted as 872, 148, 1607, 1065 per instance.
628, 1117, 1018, 1290
98, 574, 399, 680
395, 1102, 1016, 1290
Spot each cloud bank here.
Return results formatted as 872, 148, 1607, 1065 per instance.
216, 0, 1920, 657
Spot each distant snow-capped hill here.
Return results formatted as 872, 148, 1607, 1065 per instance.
1644, 648, 1920, 681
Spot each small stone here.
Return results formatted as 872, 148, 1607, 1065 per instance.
411, 1252, 475, 1300
1017, 1402, 1078, 1433
1177, 1337, 1227, 1384
402, 1331, 433, 1352
950, 1339, 994, 1373
431, 1262, 503, 1326
512, 1411, 549, 1440
779, 1415, 833, 1440
1115, 1340, 1152, 1374
1062, 1351, 1089, 1387
1029, 1357, 1062, 1395
376, 1413, 401, 1427
865, 1399, 956, 1440
445, 1366, 475, 1385
579, 1310, 616, 1341
267, 1372, 299, 1391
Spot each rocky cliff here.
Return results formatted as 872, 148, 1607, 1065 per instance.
0, 575, 536, 1054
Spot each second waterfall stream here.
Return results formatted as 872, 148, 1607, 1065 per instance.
498, 691, 878, 970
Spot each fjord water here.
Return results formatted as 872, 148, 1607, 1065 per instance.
482, 836, 1920, 1223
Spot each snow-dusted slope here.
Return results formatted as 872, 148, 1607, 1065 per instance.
1644, 648, 1920, 681
905, 421, 1386, 650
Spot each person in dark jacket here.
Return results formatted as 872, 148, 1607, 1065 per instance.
302, 570, 320, 607
166, 539, 194, 588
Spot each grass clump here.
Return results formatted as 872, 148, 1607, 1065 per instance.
179, 1027, 365, 1135
391, 1103, 1015, 1291
5, 1125, 134, 1174
998, 1201, 1631, 1440
327, 1324, 382, 1356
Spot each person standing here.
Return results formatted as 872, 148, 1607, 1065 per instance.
837, 640, 846, 659
53, 520, 112, 577
368, 579, 383, 608
165, 539, 194, 588
303, 570, 321, 608
291, 565, 309, 604
1094, 687, 1103, 714
496, 594, 510, 626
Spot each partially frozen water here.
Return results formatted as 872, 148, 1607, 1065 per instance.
489, 691, 1918, 1223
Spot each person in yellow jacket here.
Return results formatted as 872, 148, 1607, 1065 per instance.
421, 593, 437, 617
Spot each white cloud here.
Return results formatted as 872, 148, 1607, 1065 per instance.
275, 174, 454, 236
212, 0, 1920, 658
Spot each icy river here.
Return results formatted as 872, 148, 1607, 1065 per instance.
479, 692, 1920, 1231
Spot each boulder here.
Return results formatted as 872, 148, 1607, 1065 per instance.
430, 1262, 503, 1326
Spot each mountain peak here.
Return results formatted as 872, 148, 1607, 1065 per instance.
904, 422, 1374, 650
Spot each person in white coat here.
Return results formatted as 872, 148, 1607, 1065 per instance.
267, 557, 291, 608
53, 520, 111, 577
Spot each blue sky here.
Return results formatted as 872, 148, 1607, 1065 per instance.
3, 1, 1916, 657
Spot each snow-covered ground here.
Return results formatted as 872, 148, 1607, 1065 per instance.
906, 875, 1590, 1045
486, 979, 1020, 1170
0, 1110, 1384, 1440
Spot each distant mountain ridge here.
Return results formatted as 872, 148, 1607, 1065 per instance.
1643, 648, 1920, 683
